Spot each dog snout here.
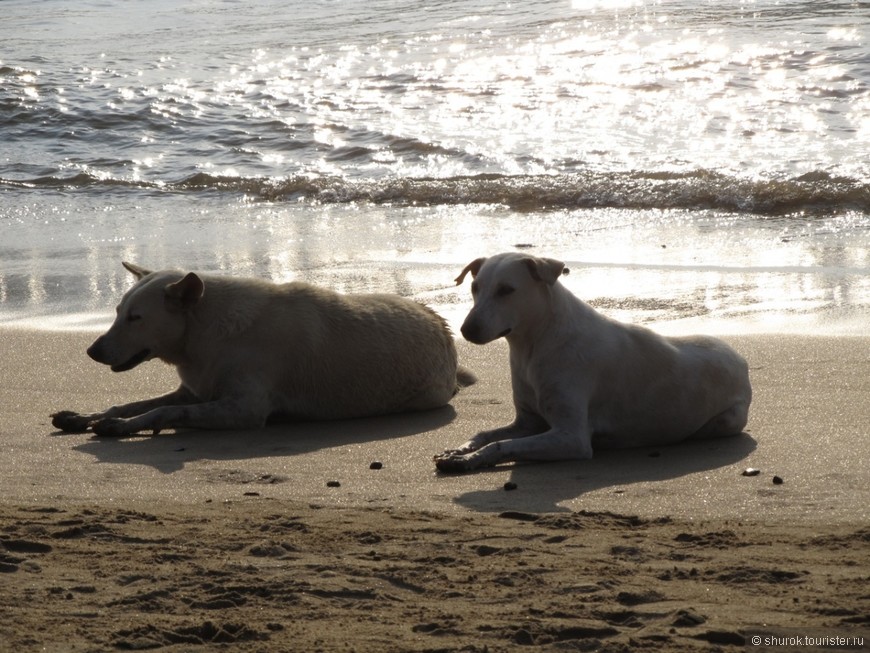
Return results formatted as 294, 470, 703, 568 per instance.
87, 336, 109, 364
460, 318, 486, 345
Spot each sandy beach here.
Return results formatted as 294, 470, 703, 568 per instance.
1, 327, 868, 651
4, 0, 870, 649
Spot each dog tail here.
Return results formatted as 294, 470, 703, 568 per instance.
456, 365, 478, 389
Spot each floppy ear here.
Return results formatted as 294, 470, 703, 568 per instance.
122, 261, 153, 280
164, 272, 204, 312
454, 257, 487, 285
523, 256, 569, 285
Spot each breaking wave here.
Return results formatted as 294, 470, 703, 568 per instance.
3, 169, 868, 215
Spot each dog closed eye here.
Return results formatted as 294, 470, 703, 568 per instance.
127, 313, 142, 323
495, 284, 515, 297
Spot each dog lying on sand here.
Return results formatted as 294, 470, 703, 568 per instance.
53, 262, 474, 437
435, 252, 751, 473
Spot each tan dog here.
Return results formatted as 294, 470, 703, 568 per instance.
53, 262, 474, 437
435, 252, 751, 472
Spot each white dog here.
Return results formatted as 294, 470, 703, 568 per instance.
53, 262, 474, 437
435, 252, 751, 472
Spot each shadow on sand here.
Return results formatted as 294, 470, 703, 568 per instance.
56, 415, 756, 515
59, 406, 457, 474
449, 433, 758, 513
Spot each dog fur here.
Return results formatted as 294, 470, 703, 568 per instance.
52, 262, 474, 437
434, 252, 752, 472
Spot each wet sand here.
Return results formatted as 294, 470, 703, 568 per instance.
1, 327, 868, 651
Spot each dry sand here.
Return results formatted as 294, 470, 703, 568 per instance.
1, 327, 868, 652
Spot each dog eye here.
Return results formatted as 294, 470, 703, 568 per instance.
127, 313, 142, 323
496, 285, 515, 297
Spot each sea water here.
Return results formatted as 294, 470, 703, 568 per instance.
2, 0, 868, 334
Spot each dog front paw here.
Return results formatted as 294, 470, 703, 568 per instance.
90, 417, 136, 438
433, 450, 475, 474
51, 410, 93, 433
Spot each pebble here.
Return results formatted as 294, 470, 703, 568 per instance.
741, 468, 761, 477
504, 482, 518, 491
513, 628, 534, 645
326, 480, 341, 488
672, 608, 706, 627
772, 475, 784, 485
369, 461, 383, 470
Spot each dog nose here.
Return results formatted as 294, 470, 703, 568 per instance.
86, 336, 107, 363
460, 320, 483, 344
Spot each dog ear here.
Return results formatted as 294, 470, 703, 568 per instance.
164, 272, 204, 312
523, 256, 569, 285
122, 261, 153, 280
454, 257, 487, 285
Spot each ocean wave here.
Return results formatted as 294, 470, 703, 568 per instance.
2, 169, 868, 215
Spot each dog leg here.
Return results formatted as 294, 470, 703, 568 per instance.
88, 394, 271, 437
460, 423, 538, 453
436, 390, 592, 472
433, 424, 533, 469
434, 409, 547, 463
435, 427, 593, 473
51, 386, 198, 433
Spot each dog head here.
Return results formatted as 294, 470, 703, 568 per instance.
455, 252, 569, 344
87, 262, 204, 372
